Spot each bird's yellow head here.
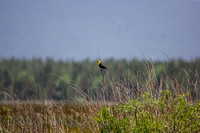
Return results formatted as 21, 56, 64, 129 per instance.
97, 60, 101, 65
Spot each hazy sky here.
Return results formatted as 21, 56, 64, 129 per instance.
0, 0, 200, 61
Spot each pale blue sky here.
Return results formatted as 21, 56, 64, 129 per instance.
0, 0, 200, 61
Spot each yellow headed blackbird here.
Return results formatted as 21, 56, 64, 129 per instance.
97, 60, 107, 70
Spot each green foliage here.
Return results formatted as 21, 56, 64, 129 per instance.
17, 70, 35, 82
55, 74, 70, 88
54, 74, 73, 100
94, 107, 130, 133
91, 77, 102, 91
154, 63, 166, 79
94, 90, 200, 132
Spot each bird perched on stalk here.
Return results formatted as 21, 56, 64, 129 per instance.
97, 60, 107, 71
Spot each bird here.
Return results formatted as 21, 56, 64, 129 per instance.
97, 60, 107, 71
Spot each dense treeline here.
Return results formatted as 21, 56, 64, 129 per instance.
0, 58, 200, 101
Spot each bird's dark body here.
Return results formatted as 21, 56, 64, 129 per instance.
99, 63, 107, 69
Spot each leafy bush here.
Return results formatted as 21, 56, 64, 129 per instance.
94, 90, 200, 132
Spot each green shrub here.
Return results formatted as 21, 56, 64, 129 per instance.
94, 90, 200, 132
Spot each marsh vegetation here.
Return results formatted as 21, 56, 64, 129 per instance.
0, 58, 200, 132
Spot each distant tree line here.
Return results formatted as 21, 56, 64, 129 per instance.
0, 58, 200, 101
